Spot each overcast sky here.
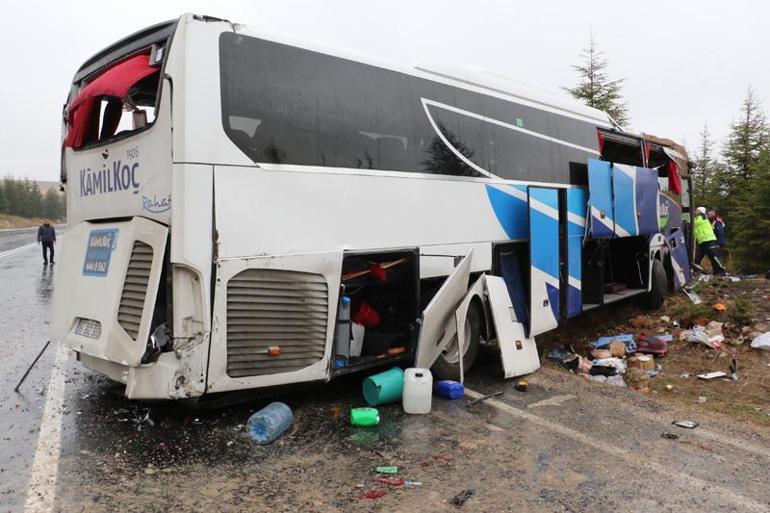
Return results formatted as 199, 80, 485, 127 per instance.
1, 0, 768, 181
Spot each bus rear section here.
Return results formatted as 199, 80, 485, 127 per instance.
50, 21, 207, 399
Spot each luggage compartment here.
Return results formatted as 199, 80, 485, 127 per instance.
331, 249, 419, 375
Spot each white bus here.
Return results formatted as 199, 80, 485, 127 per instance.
52, 14, 692, 400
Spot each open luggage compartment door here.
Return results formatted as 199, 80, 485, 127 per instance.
528, 187, 560, 337
414, 251, 473, 369
588, 159, 615, 238
486, 275, 540, 378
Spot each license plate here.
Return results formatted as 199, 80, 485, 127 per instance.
75, 318, 102, 340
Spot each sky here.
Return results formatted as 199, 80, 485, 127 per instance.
1, 0, 768, 181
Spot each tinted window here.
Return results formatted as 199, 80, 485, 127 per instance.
219, 33, 598, 183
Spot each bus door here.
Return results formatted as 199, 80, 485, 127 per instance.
527, 187, 561, 336
612, 164, 659, 236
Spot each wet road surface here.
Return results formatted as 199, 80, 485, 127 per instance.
1, 235, 770, 512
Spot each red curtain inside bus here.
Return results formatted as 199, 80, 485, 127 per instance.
667, 159, 682, 195
65, 54, 157, 148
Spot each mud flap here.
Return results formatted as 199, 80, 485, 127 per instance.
414, 251, 473, 370
486, 275, 540, 378
528, 187, 560, 337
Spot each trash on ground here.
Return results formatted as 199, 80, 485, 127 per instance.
435, 380, 465, 399
375, 477, 404, 486
246, 402, 293, 445
627, 354, 655, 371
466, 390, 503, 407
404, 480, 423, 486
350, 407, 380, 427
592, 357, 627, 374
661, 432, 680, 440
403, 368, 432, 414
361, 489, 387, 500
697, 396, 708, 403
635, 335, 668, 356
591, 348, 613, 359
750, 332, 770, 350
609, 340, 627, 357
713, 303, 728, 313
594, 334, 634, 349
683, 287, 703, 304
451, 489, 476, 507
697, 371, 727, 380
673, 420, 699, 429
375, 466, 398, 474
660, 315, 671, 323
664, 384, 674, 391
363, 367, 404, 406
684, 325, 723, 350
625, 368, 651, 393
514, 379, 529, 392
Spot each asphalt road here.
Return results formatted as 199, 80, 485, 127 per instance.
1, 233, 769, 512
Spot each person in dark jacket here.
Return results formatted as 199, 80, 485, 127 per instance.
708, 209, 726, 252
37, 220, 56, 265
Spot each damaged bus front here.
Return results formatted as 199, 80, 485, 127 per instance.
52, 20, 209, 399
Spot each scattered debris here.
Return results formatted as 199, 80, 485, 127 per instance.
697, 371, 727, 380
514, 379, 529, 392
404, 480, 423, 486
246, 402, 293, 445
661, 432, 679, 440
672, 420, 699, 429
750, 332, 770, 350
361, 489, 387, 500
435, 380, 465, 399
697, 396, 708, 403
660, 315, 671, 323
376, 477, 404, 486
713, 303, 728, 313
466, 391, 503, 408
375, 466, 398, 474
451, 489, 476, 507
683, 287, 703, 304
664, 384, 674, 391
350, 407, 380, 427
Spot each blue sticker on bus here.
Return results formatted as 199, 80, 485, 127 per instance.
83, 229, 119, 277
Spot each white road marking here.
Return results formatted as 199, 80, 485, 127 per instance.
23, 343, 69, 513
0, 243, 36, 259
464, 387, 768, 512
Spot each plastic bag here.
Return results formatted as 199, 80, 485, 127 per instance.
750, 332, 770, 350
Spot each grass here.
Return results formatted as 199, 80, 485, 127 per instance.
0, 213, 57, 229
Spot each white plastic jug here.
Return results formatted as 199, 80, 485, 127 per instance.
402, 368, 432, 414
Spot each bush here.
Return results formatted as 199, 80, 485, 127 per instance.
729, 298, 755, 326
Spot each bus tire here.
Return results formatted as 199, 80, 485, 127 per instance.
645, 259, 666, 310
431, 302, 481, 380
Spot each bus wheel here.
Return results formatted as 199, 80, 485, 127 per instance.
431, 302, 481, 380
645, 259, 666, 310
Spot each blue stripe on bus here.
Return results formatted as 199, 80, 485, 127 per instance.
529, 192, 559, 281
485, 185, 528, 240
612, 166, 638, 236
546, 282, 560, 322
588, 159, 614, 238
567, 284, 581, 318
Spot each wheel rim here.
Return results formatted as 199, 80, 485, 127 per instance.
441, 321, 472, 364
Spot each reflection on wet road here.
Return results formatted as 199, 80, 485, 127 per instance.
1, 235, 770, 512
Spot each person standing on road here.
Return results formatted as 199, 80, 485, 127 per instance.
708, 209, 726, 254
693, 207, 725, 275
37, 219, 56, 265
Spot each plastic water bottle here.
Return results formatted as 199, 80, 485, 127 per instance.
246, 402, 293, 444
334, 296, 352, 359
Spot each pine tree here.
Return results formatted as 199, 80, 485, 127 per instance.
43, 189, 60, 219
693, 124, 716, 201
564, 33, 629, 127
3, 177, 19, 216
729, 148, 770, 272
27, 181, 43, 218
722, 88, 768, 187
0, 182, 7, 213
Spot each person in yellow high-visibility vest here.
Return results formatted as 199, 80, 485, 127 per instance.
693, 207, 726, 275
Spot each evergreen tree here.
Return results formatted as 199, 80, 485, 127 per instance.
28, 181, 43, 218
564, 33, 629, 126
43, 189, 60, 219
693, 123, 716, 201
0, 182, 7, 213
3, 177, 19, 216
729, 148, 770, 272
722, 88, 768, 187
